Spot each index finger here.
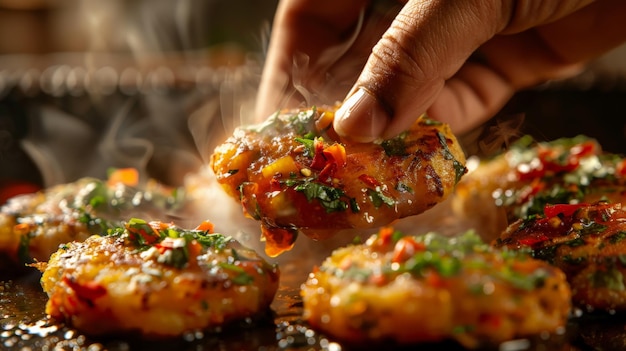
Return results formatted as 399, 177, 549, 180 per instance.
255, 0, 369, 120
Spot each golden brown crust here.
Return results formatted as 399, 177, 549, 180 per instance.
0, 175, 183, 265
210, 106, 466, 256
39, 219, 280, 337
495, 201, 626, 311
452, 135, 626, 242
301, 228, 571, 348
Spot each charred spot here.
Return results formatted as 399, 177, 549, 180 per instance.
424, 164, 445, 197
405, 151, 425, 174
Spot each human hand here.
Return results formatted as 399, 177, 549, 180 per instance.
256, 0, 626, 142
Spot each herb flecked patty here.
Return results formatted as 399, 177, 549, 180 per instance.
301, 228, 571, 349
453, 135, 626, 241
0, 171, 182, 265
37, 218, 280, 337
211, 105, 466, 256
496, 201, 626, 311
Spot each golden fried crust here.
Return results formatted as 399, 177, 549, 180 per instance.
452, 135, 626, 242
495, 202, 626, 311
39, 220, 279, 337
301, 229, 571, 348
0, 175, 182, 265
0, 181, 93, 264
210, 106, 466, 256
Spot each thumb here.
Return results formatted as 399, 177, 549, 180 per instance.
332, 0, 590, 141
334, 0, 500, 142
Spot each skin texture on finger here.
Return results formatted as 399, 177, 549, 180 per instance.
429, 0, 626, 134
334, 0, 608, 141
255, 0, 368, 121
334, 0, 504, 141
500, 0, 595, 34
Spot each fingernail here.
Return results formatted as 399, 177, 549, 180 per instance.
334, 88, 389, 143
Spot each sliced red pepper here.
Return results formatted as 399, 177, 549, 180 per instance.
543, 203, 588, 218
358, 174, 380, 188
310, 140, 327, 170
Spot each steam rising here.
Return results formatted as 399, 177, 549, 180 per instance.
1, 1, 526, 266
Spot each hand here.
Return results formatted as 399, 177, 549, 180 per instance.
256, 0, 626, 142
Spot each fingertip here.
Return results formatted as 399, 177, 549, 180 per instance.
334, 88, 390, 143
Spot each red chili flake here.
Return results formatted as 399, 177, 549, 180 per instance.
358, 174, 380, 188
318, 163, 337, 183
310, 140, 328, 170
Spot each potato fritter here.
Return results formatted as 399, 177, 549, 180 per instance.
38, 218, 280, 337
453, 135, 626, 241
495, 201, 626, 311
211, 106, 467, 256
301, 228, 571, 348
0, 173, 183, 265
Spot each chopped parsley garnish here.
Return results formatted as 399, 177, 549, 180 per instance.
609, 231, 626, 244
219, 262, 254, 285
284, 178, 358, 213
107, 218, 233, 269
367, 187, 395, 208
437, 132, 467, 184
590, 267, 626, 291
327, 230, 553, 295
579, 221, 608, 236
561, 254, 586, 265
288, 107, 317, 135
381, 133, 408, 156
17, 233, 34, 264
295, 137, 316, 157
565, 237, 586, 247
